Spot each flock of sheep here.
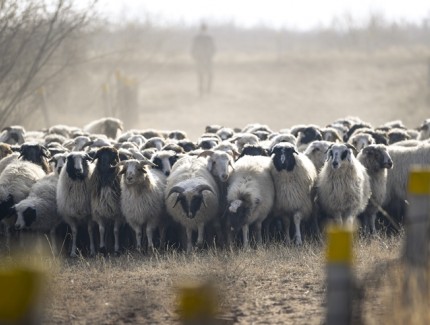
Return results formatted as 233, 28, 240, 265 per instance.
0, 116, 429, 256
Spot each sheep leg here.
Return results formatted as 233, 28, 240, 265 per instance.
242, 224, 249, 249
158, 225, 166, 250
254, 222, 263, 246
146, 224, 155, 252
293, 212, 303, 246
113, 220, 121, 254
196, 223, 205, 249
88, 221, 96, 257
70, 222, 78, 258
370, 213, 377, 235
98, 222, 106, 253
281, 216, 291, 244
135, 226, 143, 252
186, 227, 193, 253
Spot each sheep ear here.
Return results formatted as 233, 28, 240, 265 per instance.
139, 159, 157, 168
197, 150, 214, 159
345, 143, 358, 156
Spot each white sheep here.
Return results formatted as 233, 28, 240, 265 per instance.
316, 143, 371, 227
269, 143, 317, 245
357, 144, 393, 234
418, 119, 430, 140
226, 155, 274, 248
83, 117, 123, 139
14, 173, 62, 253
304, 140, 333, 172
0, 160, 46, 247
120, 159, 167, 252
165, 155, 220, 252
384, 143, 430, 222
56, 152, 95, 257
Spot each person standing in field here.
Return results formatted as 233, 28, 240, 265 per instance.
191, 23, 216, 97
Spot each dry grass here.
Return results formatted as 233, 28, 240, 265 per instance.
21, 234, 405, 324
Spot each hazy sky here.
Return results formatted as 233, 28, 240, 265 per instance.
94, 0, 430, 29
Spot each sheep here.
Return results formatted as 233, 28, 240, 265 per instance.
119, 159, 167, 252
418, 119, 430, 140
13, 173, 62, 253
296, 126, 323, 152
83, 117, 123, 139
268, 133, 297, 151
143, 137, 165, 151
177, 139, 197, 152
0, 126, 26, 145
343, 122, 372, 142
165, 155, 220, 252
269, 143, 318, 245
162, 143, 185, 154
151, 150, 180, 177
316, 143, 371, 227
89, 147, 124, 254
49, 153, 68, 175
348, 133, 375, 152
0, 160, 46, 247
56, 152, 95, 257
18, 142, 51, 174
216, 127, 235, 140
304, 140, 333, 172
356, 144, 393, 234
205, 125, 223, 133
387, 128, 411, 144
214, 141, 239, 158
238, 144, 269, 158
384, 143, 430, 223
168, 130, 187, 141
232, 133, 259, 153
321, 127, 342, 142
225, 155, 274, 248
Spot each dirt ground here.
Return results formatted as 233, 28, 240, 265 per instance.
8, 49, 430, 324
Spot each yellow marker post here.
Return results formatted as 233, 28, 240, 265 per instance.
326, 224, 354, 325
177, 280, 218, 325
404, 166, 430, 300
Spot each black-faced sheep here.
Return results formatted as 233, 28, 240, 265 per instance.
356, 144, 393, 234
165, 155, 220, 252
89, 147, 124, 254
269, 143, 318, 244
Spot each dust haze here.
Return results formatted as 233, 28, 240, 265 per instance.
4, 3, 430, 138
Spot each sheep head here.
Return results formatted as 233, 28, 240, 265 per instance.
326, 143, 356, 170
168, 183, 215, 219
198, 150, 234, 182
271, 143, 299, 172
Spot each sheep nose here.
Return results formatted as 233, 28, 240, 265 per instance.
14, 224, 21, 231
221, 174, 228, 181
165, 171, 170, 176
332, 161, 339, 169
385, 161, 393, 169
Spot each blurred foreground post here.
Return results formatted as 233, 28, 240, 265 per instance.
177, 280, 218, 325
326, 225, 353, 325
403, 166, 430, 298
0, 266, 45, 325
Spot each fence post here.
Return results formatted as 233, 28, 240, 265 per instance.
403, 166, 430, 298
326, 224, 354, 325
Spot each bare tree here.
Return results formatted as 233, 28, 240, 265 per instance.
0, 0, 96, 127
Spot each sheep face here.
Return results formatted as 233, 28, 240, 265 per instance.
120, 160, 146, 185
0, 144, 13, 159
65, 152, 91, 181
388, 130, 410, 144
15, 206, 36, 230
93, 147, 119, 172
73, 136, 92, 151
206, 151, 234, 182
144, 137, 165, 151
349, 134, 375, 152
19, 143, 50, 163
1, 126, 25, 144
198, 139, 218, 150
152, 151, 179, 176
168, 130, 187, 140
271, 143, 298, 172
178, 140, 197, 152
360, 145, 393, 172
168, 184, 214, 219
50, 153, 67, 175
326, 144, 355, 170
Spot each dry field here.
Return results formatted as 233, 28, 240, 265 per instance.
5, 49, 430, 324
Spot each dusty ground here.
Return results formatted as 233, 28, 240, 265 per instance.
40, 235, 402, 324
8, 49, 430, 324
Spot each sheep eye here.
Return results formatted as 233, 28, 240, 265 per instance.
341, 150, 348, 160
313, 147, 320, 152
